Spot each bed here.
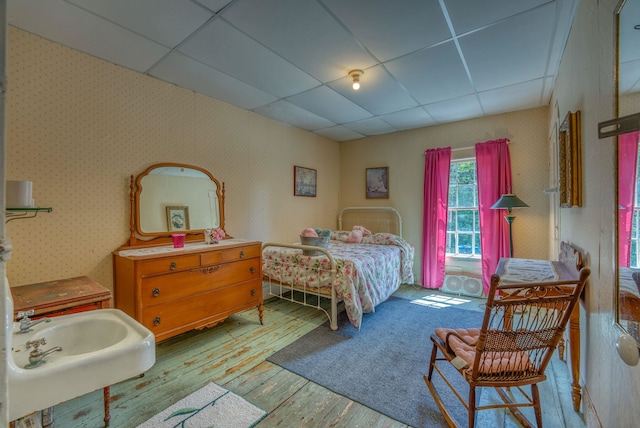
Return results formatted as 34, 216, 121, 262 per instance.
262, 207, 415, 330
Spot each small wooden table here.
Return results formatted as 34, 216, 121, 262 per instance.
495, 243, 585, 413
11, 276, 112, 319
10, 276, 113, 426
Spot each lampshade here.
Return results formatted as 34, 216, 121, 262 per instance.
490, 194, 529, 212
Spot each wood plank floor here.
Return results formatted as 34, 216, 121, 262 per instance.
51, 285, 587, 427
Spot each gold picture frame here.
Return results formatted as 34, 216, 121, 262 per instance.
166, 206, 190, 231
558, 110, 582, 207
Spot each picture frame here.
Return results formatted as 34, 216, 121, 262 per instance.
558, 110, 582, 208
166, 206, 190, 231
294, 166, 317, 197
366, 167, 389, 199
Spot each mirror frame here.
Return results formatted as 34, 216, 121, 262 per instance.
614, 0, 640, 346
126, 162, 225, 247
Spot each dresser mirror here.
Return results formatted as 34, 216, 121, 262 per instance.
616, 0, 640, 345
126, 163, 225, 246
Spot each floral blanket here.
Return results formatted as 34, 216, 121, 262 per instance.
262, 233, 415, 329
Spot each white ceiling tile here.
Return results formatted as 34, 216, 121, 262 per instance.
179, 19, 320, 98
193, 0, 234, 14
385, 41, 474, 104
221, 0, 377, 82
460, 3, 556, 91
287, 86, 373, 124
478, 79, 545, 115
328, 65, 418, 115
149, 52, 277, 110
380, 107, 437, 130
252, 100, 336, 131
66, 0, 213, 48
344, 118, 398, 136
8, 0, 169, 72
322, 0, 451, 62
313, 125, 365, 142
423, 94, 484, 123
443, 0, 550, 34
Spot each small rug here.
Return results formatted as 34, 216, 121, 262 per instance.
136, 382, 267, 428
267, 296, 483, 427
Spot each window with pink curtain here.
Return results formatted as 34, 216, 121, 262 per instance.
619, 131, 640, 267
422, 147, 451, 288
475, 139, 513, 294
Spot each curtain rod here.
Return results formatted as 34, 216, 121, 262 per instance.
423, 141, 511, 155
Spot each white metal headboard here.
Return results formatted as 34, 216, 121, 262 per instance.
338, 206, 403, 237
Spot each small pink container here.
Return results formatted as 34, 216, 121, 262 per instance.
171, 234, 186, 248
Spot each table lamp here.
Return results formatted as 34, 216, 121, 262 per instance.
491, 193, 529, 257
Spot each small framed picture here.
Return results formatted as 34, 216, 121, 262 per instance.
294, 166, 317, 197
366, 167, 389, 199
166, 206, 190, 231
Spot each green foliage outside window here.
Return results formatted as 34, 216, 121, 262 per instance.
446, 161, 481, 257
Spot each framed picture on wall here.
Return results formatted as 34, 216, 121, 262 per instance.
558, 110, 582, 208
166, 206, 190, 231
366, 167, 389, 199
294, 166, 317, 197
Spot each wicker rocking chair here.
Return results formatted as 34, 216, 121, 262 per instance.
424, 268, 590, 427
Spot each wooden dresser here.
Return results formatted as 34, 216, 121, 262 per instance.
113, 239, 263, 342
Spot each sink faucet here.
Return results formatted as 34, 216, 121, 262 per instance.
17, 309, 51, 334
25, 338, 62, 368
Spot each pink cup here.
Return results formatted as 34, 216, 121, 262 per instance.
171, 234, 186, 248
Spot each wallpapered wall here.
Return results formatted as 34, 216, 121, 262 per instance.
6, 27, 340, 289
339, 107, 551, 283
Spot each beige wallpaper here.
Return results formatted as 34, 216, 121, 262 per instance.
340, 107, 551, 283
6, 27, 340, 290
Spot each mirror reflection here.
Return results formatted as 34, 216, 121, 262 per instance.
136, 164, 222, 236
617, 0, 640, 343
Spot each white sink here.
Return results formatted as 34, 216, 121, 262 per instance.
7, 309, 155, 421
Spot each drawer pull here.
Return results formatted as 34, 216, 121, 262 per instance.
152, 288, 160, 297
239, 250, 245, 258
153, 316, 161, 326
201, 266, 219, 274
170, 262, 177, 271
249, 266, 256, 274
251, 288, 256, 296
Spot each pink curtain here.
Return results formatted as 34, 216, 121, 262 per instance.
619, 131, 640, 267
422, 147, 451, 288
475, 139, 512, 294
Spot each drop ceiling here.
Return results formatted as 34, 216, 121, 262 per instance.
8, 0, 580, 141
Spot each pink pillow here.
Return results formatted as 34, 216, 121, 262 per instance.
301, 228, 318, 237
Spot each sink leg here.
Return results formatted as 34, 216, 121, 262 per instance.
103, 386, 110, 426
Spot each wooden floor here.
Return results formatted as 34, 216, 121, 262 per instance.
51, 284, 587, 427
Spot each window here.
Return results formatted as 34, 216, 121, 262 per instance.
446, 160, 481, 257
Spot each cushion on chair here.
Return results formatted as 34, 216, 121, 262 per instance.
435, 327, 535, 375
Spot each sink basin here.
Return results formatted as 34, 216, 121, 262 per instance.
7, 309, 155, 421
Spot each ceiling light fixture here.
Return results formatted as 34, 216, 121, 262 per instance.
349, 69, 364, 90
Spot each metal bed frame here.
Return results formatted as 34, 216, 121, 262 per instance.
262, 207, 403, 330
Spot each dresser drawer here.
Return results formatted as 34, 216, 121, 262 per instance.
200, 250, 222, 266
222, 244, 261, 262
139, 254, 200, 275
140, 258, 261, 307
141, 279, 262, 339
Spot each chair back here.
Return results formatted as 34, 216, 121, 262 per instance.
470, 268, 590, 383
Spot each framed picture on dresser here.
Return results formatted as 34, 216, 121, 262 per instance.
166, 206, 190, 231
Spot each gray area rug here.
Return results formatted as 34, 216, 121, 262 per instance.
267, 296, 483, 427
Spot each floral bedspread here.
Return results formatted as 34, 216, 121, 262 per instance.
262, 233, 415, 329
